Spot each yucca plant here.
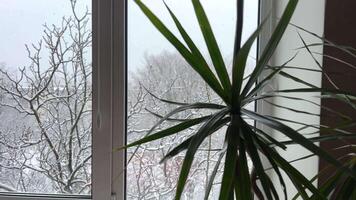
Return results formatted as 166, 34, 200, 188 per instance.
319, 155, 356, 199
292, 150, 356, 200
122, 0, 356, 199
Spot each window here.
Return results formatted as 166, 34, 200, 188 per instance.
0, 0, 266, 199
0, 0, 92, 199
127, 0, 258, 199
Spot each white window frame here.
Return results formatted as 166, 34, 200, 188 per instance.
91, 0, 126, 199
0, 0, 125, 199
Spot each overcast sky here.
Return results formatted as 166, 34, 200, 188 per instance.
128, 0, 258, 72
0, 0, 258, 72
0, 0, 90, 71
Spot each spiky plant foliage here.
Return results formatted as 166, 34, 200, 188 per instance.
122, 0, 356, 199
292, 153, 356, 200
321, 156, 356, 200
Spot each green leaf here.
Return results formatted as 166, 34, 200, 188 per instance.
175, 108, 230, 200
245, 94, 352, 121
274, 88, 356, 98
309, 171, 343, 199
244, 53, 298, 100
145, 108, 187, 122
163, 2, 220, 98
254, 134, 325, 199
263, 100, 320, 117
232, 16, 268, 106
268, 65, 322, 73
277, 70, 317, 88
297, 31, 342, 91
291, 23, 356, 59
147, 103, 224, 137
249, 125, 287, 150
242, 109, 356, 180
242, 0, 299, 97
119, 116, 209, 150
134, 0, 227, 102
290, 176, 310, 200
160, 116, 230, 163
264, 154, 315, 173
235, 139, 253, 200
219, 116, 240, 200
127, 103, 225, 163
160, 136, 193, 164
317, 52, 356, 71
255, 135, 288, 200
143, 86, 189, 106
163, 1, 232, 102
204, 141, 227, 200
241, 122, 274, 200
308, 158, 356, 200
280, 133, 356, 146
191, 0, 231, 94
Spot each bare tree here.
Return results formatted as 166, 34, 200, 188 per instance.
0, 0, 91, 194
127, 51, 227, 199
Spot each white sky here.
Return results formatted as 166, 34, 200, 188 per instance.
128, 0, 258, 72
0, 0, 258, 72
0, 0, 90, 70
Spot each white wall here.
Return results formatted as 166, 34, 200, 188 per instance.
260, 0, 326, 198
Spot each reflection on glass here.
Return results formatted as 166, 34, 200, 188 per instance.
0, 0, 92, 195
127, 0, 257, 199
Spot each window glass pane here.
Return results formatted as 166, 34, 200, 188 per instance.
0, 0, 92, 195
127, 0, 257, 199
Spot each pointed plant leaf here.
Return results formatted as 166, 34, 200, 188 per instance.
245, 94, 352, 121
254, 133, 326, 199
191, 0, 231, 94
163, 1, 231, 103
235, 139, 253, 200
147, 103, 225, 139
127, 103, 225, 164
291, 23, 356, 59
241, 122, 274, 200
297, 31, 342, 91
145, 108, 186, 122
163, 2, 218, 96
245, 52, 298, 100
232, 16, 269, 105
274, 88, 356, 98
308, 157, 356, 200
242, 0, 299, 97
160, 136, 192, 164
242, 108, 356, 179
143, 85, 188, 106
280, 133, 356, 146
277, 70, 317, 88
249, 125, 287, 150
268, 65, 322, 73
255, 135, 288, 200
204, 140, 227, 200
219, 117, 240, 200
315, 51, 356, 71
134, 0, 227, 102
175, 108, 230, 200
160, 116, 230, 163
119, 116, 210, 150
263, 100, 320, 117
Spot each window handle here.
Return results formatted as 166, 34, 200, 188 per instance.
111, 193, 117, 200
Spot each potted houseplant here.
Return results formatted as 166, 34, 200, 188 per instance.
123, 0, 356, 199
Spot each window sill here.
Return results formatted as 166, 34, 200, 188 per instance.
0, 193, 91, 200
